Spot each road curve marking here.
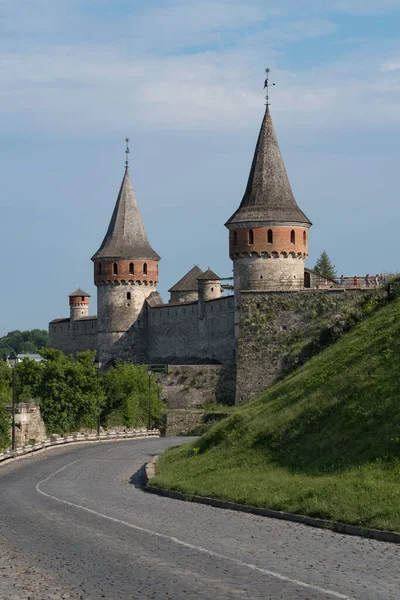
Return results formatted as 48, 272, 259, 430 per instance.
36, 459, 353, 600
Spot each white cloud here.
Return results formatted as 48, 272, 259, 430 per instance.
381, 60, 400, 72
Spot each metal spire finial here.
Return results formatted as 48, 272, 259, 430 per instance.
125, 137, 130, 169
264, 67, 275, 111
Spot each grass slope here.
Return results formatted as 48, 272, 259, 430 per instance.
152, 297, 400, 531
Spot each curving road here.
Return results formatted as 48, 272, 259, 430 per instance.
0, 438, 399, 600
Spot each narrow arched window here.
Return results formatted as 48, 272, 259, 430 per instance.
113, 262, 118, 275
98, 263, 102, 275
129, 262, 134, 275
127, 292, 131, 300
290, 230, 295, 244
233, 231, 238, 246
303, 231, 306, 245
248, 229, 254, 245
267, 229, 273, 244
143, 263, 147, 275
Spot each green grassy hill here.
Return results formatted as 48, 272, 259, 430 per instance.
152, 295, 400, 531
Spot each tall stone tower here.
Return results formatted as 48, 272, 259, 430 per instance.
92, 149, 160, 364
225, 83, 311, 316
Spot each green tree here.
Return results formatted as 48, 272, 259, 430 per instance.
102, 362, 165, 428
15, 358, 44, 402
0, 359, 11, 449
314, 251, 337, 280
0, 329, 48, 357
0, 360, 11, 403
0, 402, 10, 450
37, 349, 104, 434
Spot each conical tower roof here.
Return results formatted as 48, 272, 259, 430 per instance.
69, 288, 91, 297
197, 268, 220, 281
225, 108, 311, 227
92, 169, 160, 261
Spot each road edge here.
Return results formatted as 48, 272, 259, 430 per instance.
144, 456, 400, 545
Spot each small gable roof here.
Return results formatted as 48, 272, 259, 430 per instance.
168, 266, 203, 292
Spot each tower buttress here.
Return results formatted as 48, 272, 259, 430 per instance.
92, 144, 160, 364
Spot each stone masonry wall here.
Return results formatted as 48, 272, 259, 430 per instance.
236, 289, 363, 405
147, 296, 235, 365
49, 319, 97, 354
156, 364, 236, 408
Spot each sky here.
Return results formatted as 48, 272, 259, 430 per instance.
1, 0, 400, 336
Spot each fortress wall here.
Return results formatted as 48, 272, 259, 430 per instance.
155, 364, 236, 408
49, 319, 98, 354
236, 289, 363, 405
147, 296, 235, 365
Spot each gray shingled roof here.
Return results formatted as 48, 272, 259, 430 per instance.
69, 288, 91, 298
168, 266, 203, 292
225, 108, 311, 227
197, 268, 220, 281
146, 291, 165, 307
92, 169, 160, 261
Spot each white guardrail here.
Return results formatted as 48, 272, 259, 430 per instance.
0, 429, 160, 465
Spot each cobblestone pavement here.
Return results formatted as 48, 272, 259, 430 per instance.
0, 438, 400, 599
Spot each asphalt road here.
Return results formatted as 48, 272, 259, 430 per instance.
0, 438, 399, 600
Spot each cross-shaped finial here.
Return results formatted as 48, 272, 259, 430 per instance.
125, 137, 130, 169
264, 67, 275, 111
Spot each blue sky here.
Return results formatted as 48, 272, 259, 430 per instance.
1, 0, 400, 335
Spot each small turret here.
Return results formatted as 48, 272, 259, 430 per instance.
69, 288, 90, 322
197, 269, 221, 302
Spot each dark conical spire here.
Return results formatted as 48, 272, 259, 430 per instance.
225, 107, 311, 226
92, 168, 160, 261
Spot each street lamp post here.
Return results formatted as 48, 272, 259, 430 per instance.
8, 352, 18, 451
147, 368, 152, 431
94, 355, 102, 436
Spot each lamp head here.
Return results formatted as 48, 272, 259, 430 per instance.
8, 352, 18, 368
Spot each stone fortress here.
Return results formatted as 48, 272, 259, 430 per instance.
49, 84, 364, 406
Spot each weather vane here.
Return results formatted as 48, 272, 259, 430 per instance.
264, 67, 275, 110
125, 137, 130, 169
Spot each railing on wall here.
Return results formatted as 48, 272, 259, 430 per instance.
0, 428, 160, 465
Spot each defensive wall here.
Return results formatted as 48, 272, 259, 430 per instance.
48, 317, 97, 354
236, 288, 365, 404
146, 295, 235, 365
155, 364, 236, 408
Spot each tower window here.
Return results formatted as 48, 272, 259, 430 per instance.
248, 229, 254, 245
81, 296, 85, 301
233, 231, 238, 246
143, 263, 147, 275
267, 229, 273, 244
129, 262, 134, 275
98, 263, 102, 275
127, 292, 131, 300
303, 231, 307, 245
113, 262, 118, 275
290, 230, 295, 244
